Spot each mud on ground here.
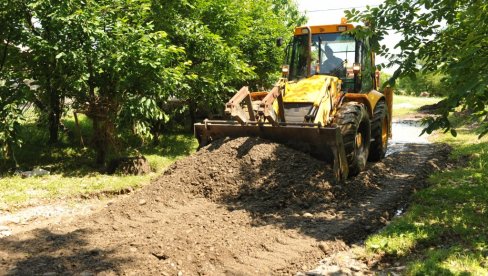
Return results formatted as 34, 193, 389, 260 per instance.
0, 137, 450, 275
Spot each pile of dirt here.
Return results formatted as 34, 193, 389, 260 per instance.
155, 137, 338, 209
0, 137, 450, 275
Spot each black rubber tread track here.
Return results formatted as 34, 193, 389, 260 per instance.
333, 102, 371, 176
368, 100, 388, 162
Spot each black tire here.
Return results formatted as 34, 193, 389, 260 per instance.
368, 100, 389, 161
333, 102, 371, 176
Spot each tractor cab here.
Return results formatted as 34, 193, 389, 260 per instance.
284, 20, 379, 93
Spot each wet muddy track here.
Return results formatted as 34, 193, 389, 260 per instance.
0, 137, 449, 275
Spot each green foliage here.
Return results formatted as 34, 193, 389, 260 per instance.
0, 84, 25, 163
0, 0, 305, 166
379, 72, 391, 89
0, 0, 30, 163
151, 0, 305, 112
346, 0, 488, 137
397, 72, 449, 97
2, 0, 191, 163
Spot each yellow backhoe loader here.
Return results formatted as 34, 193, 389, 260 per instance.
194, 19, 393, 180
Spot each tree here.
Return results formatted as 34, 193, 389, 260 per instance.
151, 0, 305, 125
8, 0, 187, 165
397, 71, 448, 97
22, 0, 75, 144
58, 0, 187, 164
0, 0, 30, 164
346, 0, 488, 137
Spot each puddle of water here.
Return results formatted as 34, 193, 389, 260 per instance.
395, 103, 416, 109
386, 120, 429, 216
386, 120, 430, 156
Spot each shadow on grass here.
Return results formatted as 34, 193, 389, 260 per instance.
1, 121, 97, 176
0, 228, 130, 275
2, 118, 197, 178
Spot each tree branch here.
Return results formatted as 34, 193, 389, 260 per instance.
0, 35, 11, 72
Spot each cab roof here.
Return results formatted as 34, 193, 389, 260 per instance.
293, 24, 355, 36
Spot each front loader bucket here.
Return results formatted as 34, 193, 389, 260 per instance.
194, 120, 349, 181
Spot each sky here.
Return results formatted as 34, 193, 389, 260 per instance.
296, 0, 400, 74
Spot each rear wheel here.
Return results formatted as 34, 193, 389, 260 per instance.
368, 100, 389, 161
333, 102, 371, 176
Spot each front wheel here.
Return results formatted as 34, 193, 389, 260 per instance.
333, 102, 371, 176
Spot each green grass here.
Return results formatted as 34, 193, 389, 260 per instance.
393, 95, 443, 117
365, 114, 488, 274
0, 114, 198, 210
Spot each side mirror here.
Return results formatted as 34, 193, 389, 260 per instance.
276, 37, 283, 47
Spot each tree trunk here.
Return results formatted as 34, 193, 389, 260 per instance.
92, 116, 110, 166
90, 100, 116, 167
189, 100, 196, 132
48, 91, 61, 144
45, 19, 61, 145
0, 35, 10, 73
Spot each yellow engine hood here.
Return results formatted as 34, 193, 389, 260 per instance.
283, 75, 339, 103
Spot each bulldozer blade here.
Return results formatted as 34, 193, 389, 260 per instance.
194, 120, 349, 181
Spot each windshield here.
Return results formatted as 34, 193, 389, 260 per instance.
287, 33, 356, 80
311, 33, 355, 77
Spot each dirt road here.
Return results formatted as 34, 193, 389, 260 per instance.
0, 136, 449, 275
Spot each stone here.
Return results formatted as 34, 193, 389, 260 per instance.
0, 226, 12, 237
107, 156, 151, 175
20, 168, 50, 178
318, 242, 328, 254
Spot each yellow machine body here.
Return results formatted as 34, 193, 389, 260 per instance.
277, 75, 342, 126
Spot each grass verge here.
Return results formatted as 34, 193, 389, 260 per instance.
365, 113, 488, 274
393, 95, 442, 118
